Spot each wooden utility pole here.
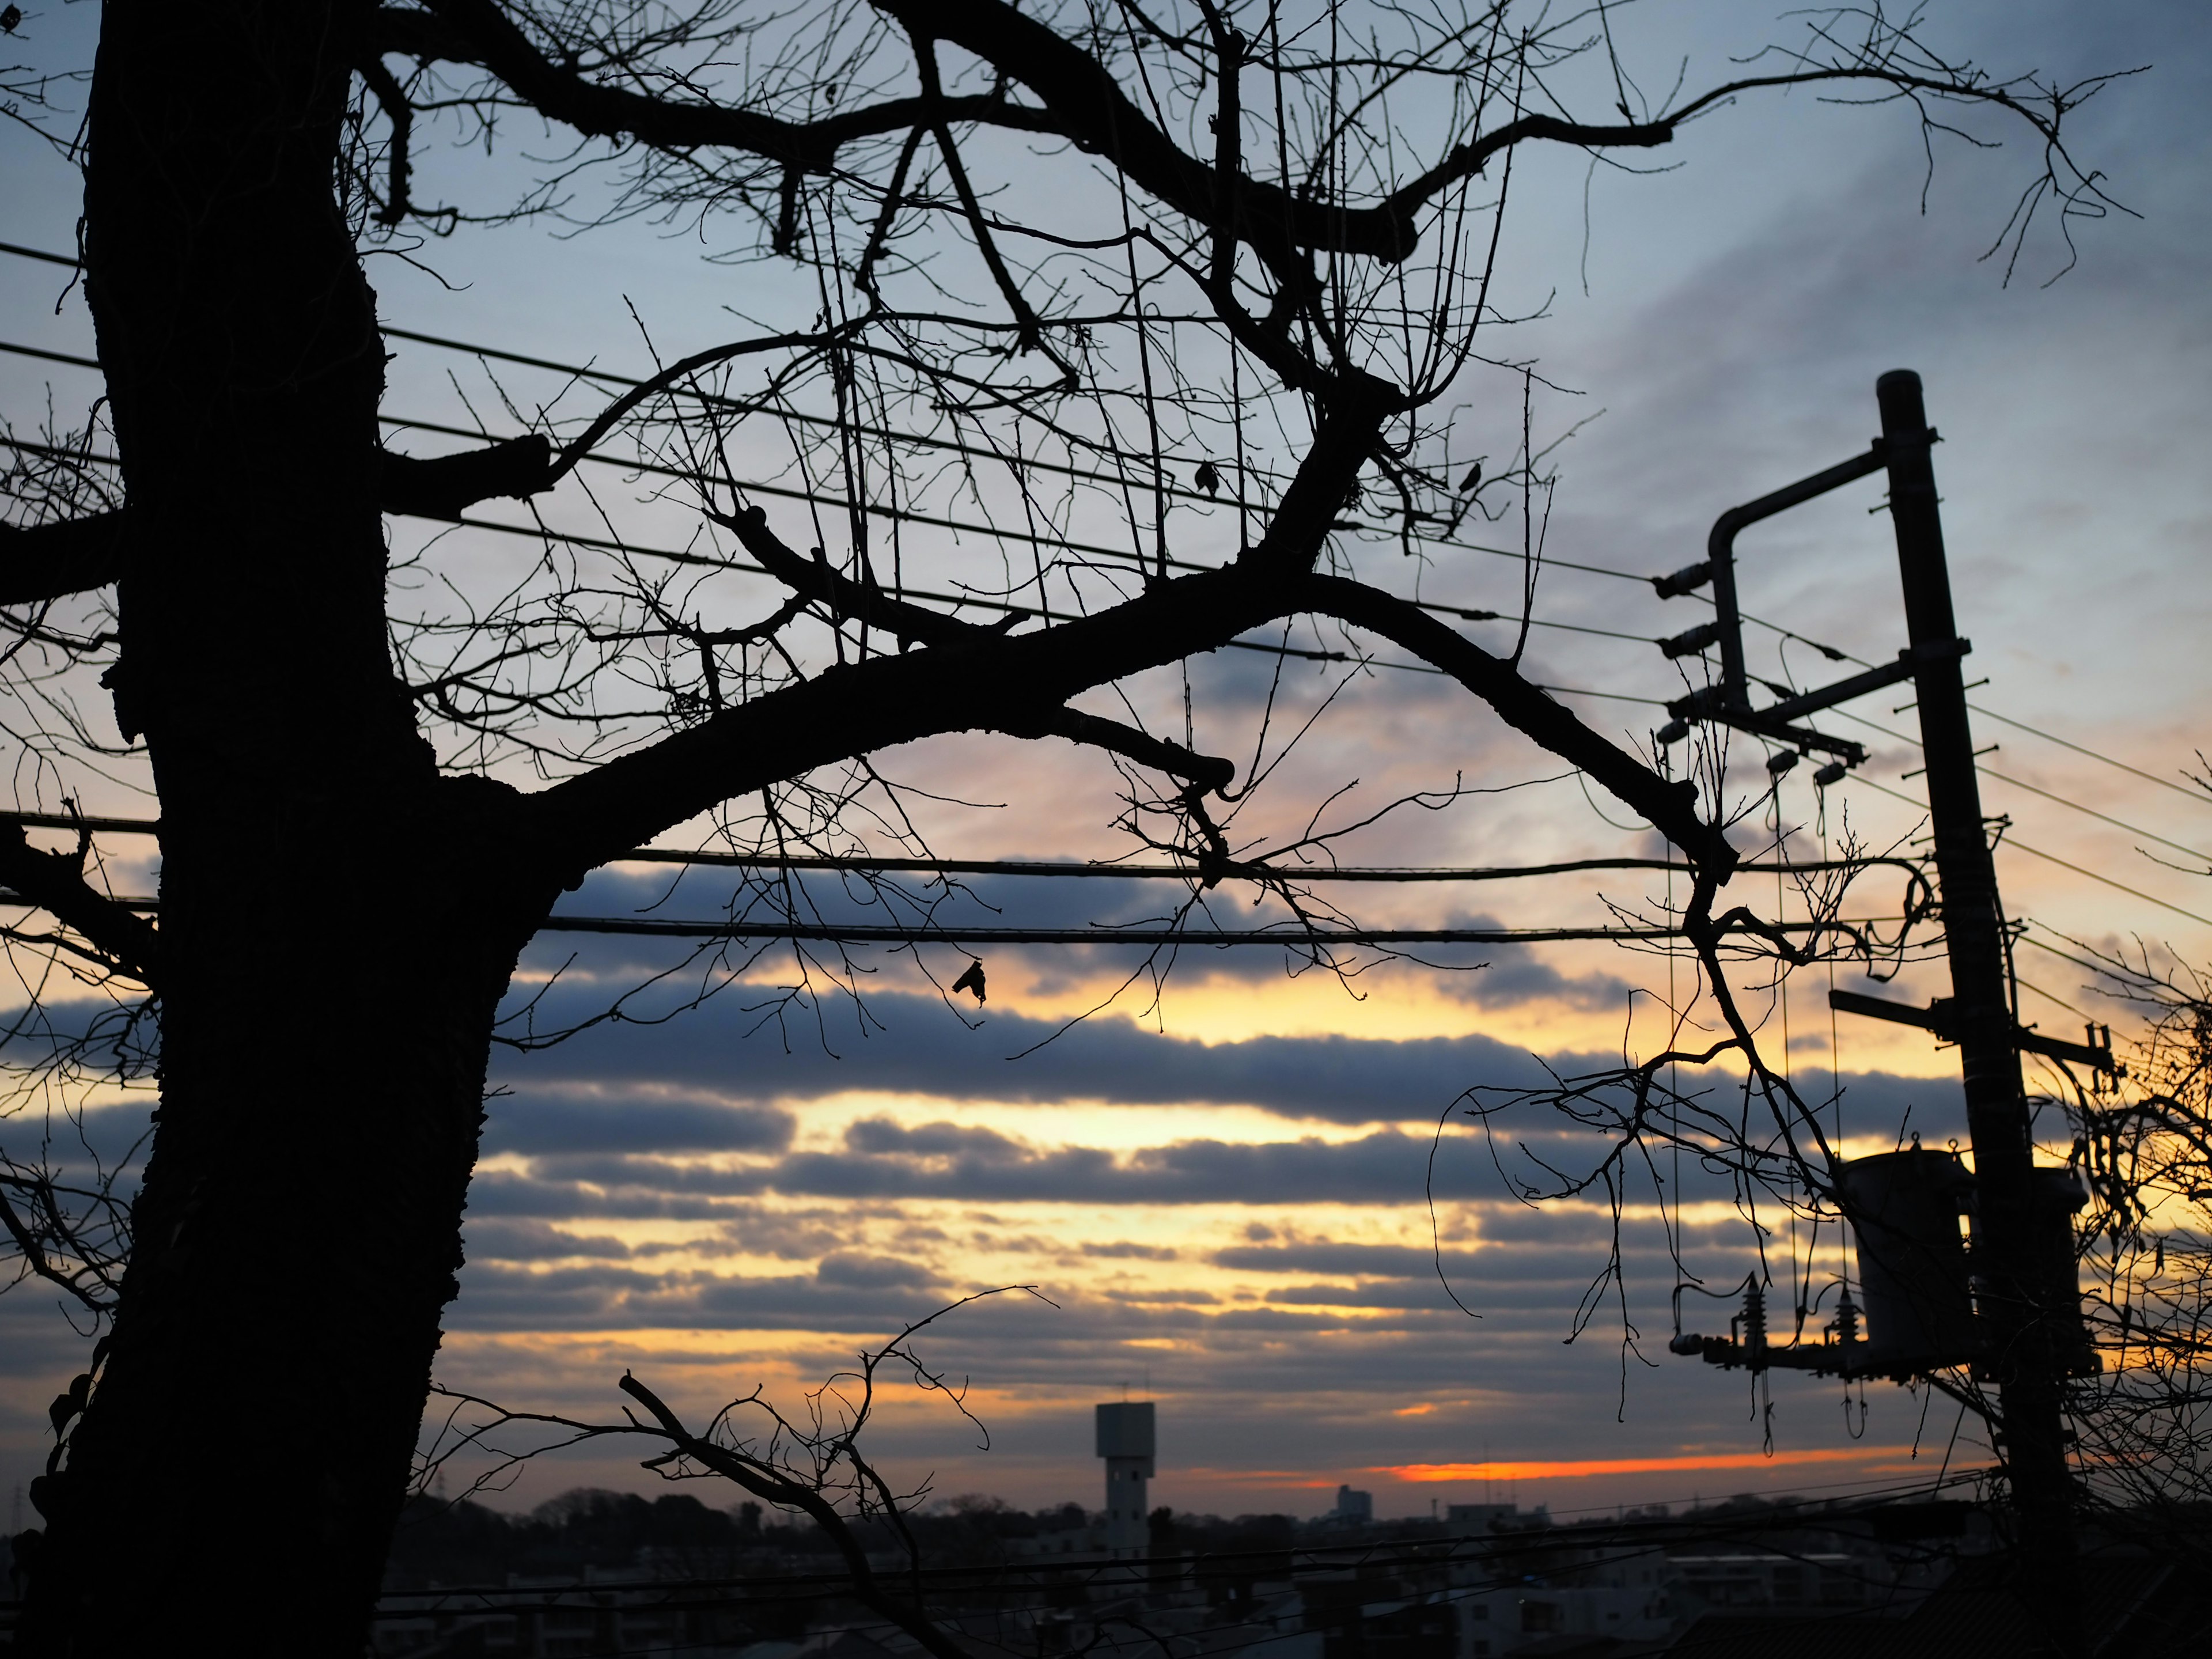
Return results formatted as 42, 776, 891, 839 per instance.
1878, 370, 2081, 1651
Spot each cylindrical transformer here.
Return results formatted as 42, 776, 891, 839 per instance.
1841, 1145, 1980, 1373
2029, 1166, 2099, 1377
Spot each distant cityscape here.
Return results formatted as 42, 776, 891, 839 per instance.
198, 1399, 2188, 1657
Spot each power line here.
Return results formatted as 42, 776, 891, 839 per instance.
9, 245, 2192, 830
0, 816, 1884, 888
0, 407, 1689, 661
619, 850, 1850, 881
1843, 772, 2212, 933
1967, 700, 2212, 808
0, 247, 1865, 652
0, 242, 76, 269
1999, 839, 2212, 933
531, 916, 1896, 945
1830, 708, 2212, 864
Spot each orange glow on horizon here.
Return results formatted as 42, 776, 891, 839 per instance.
1380, 1446, 1927, 1483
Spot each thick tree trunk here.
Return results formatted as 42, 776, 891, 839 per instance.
17, 2, 551, 1650
20, 927, 520, 1655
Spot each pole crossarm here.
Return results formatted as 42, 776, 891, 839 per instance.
1828, 987, 2123, 1078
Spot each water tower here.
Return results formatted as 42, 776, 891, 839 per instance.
1095, 1402, 1155, 1556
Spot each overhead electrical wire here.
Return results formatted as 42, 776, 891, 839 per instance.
0, 817, 1870, 887
1830, 708, 2212, 865
527, 916, 1896, 945
0, 355, 1695, 662
0, 238, 1887, 646
6, 237, 2205, 921
1845, 774, 2212, 933
1965, 701, 2212, 808
0, 238, 2149, 736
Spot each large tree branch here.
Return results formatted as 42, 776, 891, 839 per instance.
524, 562, 1733, 890
1291, 574, 1734, 874
0, 436, 556, 605
1380, 62, 2107, 229
872, 0, 1415, 263
397, 0, 1411, 264
1240, 371, 1401, 575
0, 823, 160, 986
380, 431, 552, 520
0, 516, 129, 607
387, 5, 2098, 276
396, 0, 1066, 171
711, 501, 1234, 792
1379, 113, 1673, 228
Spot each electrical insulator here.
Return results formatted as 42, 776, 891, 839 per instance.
1813, 760, 1848, 787
1741, 1283, 1767, 1360
1651, 561, 1714, 599
1656, 719, 1690, 745
1766, 750, 1800, 777
1658, 622, 1724, 660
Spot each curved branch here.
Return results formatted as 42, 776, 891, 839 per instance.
611, 1374, 972, 1659
875, 0, 1415, 263
1293, 574, 1734, 875
1376, 64, 2116, 245
403, 0, 1063, 172
709, 501, 1234, 790
1380, 112, 1672, 226
357, 55, 416, 228
402, 0, 1407, 263
524, 558, 1729, 895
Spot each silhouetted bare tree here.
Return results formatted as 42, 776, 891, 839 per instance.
0, 0, 2126, 1650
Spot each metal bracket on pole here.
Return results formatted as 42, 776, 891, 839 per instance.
1650, 432, 1943, 774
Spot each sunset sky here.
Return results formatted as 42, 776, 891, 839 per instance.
2, 0, 2209, 1529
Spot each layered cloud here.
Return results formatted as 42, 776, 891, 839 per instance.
484, 980, 1967, 1140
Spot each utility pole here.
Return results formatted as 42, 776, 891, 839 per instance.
1659, 373, 2092, 1652
1876, 370, 2079, 1649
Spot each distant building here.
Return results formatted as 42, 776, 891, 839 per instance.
1445, 1503, 1517, 1531
1670, 1552, 1871, 1612
1096, 1402, 1155, 1557
1330, 1485, 1373, 1523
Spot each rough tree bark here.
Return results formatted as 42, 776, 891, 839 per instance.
17, 1, 559, 1648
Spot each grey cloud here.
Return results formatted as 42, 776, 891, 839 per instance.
448, 1261, 961, 1333
766, 1126, 1478, 1205
816, 1250, 938, 1290
465, 1169, 734, 1221
490, 978, 1561, 1124
846, 1118, 1019, 1157
1083, 1241, 1180, 1260
487, 976, 1967, 1144
482, 1093, 794, 1156
465, 1217, 633, 1261
480, 1087, 1963, 1217
1431, 942, 1638, 1011
1213, 1243, 1476, 1279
